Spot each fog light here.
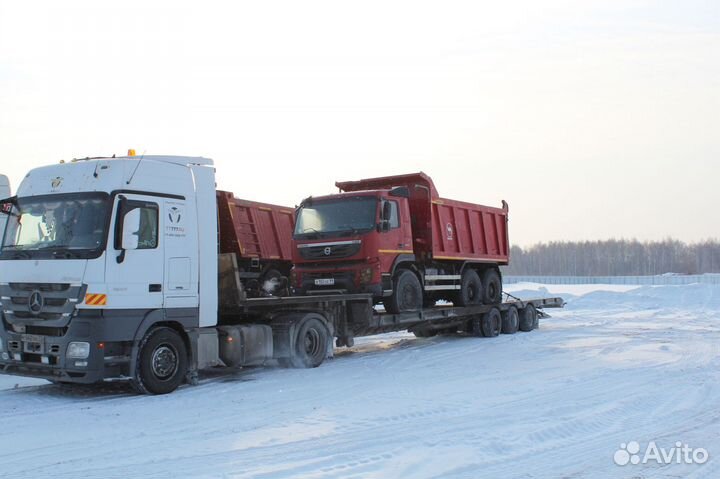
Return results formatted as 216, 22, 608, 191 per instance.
41, 355, 50, 365
1, 352, 8, 361
74, 360, 88, 367
13, 353, 21, 361
67, 342, 90, 359
359, 267, 374, 285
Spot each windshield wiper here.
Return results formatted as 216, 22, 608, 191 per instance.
51, 248, 82, 259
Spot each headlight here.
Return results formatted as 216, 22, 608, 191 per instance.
359, 267, 374, 285
0, 338, 4, 352
67, 342, 90, 359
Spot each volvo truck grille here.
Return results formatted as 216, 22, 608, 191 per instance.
298, 241, 362, 260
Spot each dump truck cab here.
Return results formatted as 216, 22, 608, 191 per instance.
291, 188, 414, 298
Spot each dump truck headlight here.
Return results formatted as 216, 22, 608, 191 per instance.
0, 338, 4, 352
67, 342, 90, 359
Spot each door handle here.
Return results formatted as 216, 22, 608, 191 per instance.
149, 284, 162, 292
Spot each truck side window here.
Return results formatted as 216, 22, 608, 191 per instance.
136, 205, 159, 249
115, 200, 159, 250
389, 201, 399, 229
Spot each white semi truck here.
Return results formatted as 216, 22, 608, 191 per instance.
0, 155, 563, 394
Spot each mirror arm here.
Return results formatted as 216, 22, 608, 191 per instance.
116, 249, 126, 264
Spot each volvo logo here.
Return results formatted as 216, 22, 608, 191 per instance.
324, 247, 332, 256
28, 291, 44, 315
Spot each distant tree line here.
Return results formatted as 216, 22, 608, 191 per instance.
502, 239, 720, 276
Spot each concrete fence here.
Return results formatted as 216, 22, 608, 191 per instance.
504, 274, 720, 286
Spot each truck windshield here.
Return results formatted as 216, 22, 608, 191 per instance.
0, 193, 111, 259
294, 197, 377, 238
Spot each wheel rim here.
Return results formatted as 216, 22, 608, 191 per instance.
304, 328, 322, 358
151, 344, 179, 380
401, 284, 418, 309
488, 282, 497, 300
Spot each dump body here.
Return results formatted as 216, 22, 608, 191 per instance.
216, 191, 295, 295
335, 172, 509, 264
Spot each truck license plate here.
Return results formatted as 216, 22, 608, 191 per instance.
314, 278, 335, 286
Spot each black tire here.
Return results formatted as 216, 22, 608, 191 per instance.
455, 269, 483, 306
481, 269, 502, 304
385, 270, 423, 314
289, 317, 329, 368
502, 306, 520, 334
132, 327, 188, 395
519, 304, 538, 332
481, 308, 502, 337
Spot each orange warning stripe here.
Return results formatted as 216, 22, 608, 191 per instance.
85, 294, 107, 306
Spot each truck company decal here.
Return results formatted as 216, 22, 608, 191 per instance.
446, 223, 454, 240
165, 203, 187, 238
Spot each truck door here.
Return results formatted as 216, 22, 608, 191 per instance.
163, 199, 198, 309
378, 198, 413, 269
105, 194, 164, 310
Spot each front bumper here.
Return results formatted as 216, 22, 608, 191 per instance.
0, 311, 130, 384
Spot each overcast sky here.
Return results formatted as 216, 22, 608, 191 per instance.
0, 0, 717, 246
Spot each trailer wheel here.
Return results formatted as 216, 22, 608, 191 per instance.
502, 306, 519, 334
385, 270, 423, 314
519, 304, 538, 332
289, 317, 330, 368
131, 327, 188, 395
481, 269, 502, 304
455, 269, 482, 306
481, 308, 502, 337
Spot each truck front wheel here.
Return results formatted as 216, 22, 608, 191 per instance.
385, 270, 423, 314
132, 327, 188, 395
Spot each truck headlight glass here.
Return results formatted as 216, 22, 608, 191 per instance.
67, 342, 90, 359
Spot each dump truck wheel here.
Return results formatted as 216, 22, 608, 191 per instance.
519, 304, 538, 332
385, 270, 423, 314
481, 308, 502, 337
289, 317, 329, 368
481, 269, 502, 304
502, 306, 519, 334
132, 327, 188, 395
455, 269, 482, 306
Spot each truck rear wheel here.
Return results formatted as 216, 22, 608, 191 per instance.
132, 327, 188, 395
385, 270, 423, 314
481, 308, 502, 337
288, 317, 329, 368
481, 269, 502, 304
502, 306, 519, 334
455, 269, 482, 306
519, 304, 538, 332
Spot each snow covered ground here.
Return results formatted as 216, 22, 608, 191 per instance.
1, 283, 719, 479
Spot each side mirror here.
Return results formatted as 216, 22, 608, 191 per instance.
121, 208, 141, 250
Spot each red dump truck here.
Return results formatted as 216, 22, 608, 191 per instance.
291, 172, 509, 312
216, 191, 294, 296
